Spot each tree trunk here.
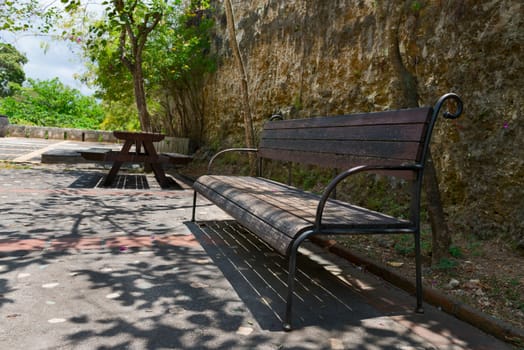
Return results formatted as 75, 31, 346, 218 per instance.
381, 1, 452, 265
133, 74, 153, 132
132, 60, 152, 132
114, 3, 160, 133
424, 150, 452, 264
223, 0, 255, 152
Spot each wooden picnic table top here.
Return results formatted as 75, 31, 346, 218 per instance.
113, 131, 165, 142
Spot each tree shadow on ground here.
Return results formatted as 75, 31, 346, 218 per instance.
187, 220, 508, 350
0, 168, 507, 349
188, 221, 384, 331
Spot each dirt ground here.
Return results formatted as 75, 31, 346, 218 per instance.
335, 233, 524, 331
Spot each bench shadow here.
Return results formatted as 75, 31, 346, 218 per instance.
69, 173, 183, 190
188, 220, 388, 331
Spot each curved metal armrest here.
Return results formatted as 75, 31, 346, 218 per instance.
433, 93, 463, 120
314, 164, 422, 230
207, 148, 258, 174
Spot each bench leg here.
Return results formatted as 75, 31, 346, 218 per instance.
282, 248, 297, 332
414, 229, 424, 313
191, 191, 197, 222
283, 231, 314, 331
284, 246, 297, 331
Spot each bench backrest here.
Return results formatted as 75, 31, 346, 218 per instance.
258, 107, 434, 170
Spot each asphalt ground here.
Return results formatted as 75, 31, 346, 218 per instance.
0, 137, 515, 349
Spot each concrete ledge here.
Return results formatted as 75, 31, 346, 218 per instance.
6, 125, 116, 142
40, 149, 91, 164
310, 236, 524, 347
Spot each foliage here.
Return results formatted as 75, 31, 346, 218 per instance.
434, 257, 458, 271
0, 78, 104, 129
0, 0, 61, 33
448, 245, 463, 258
0, 43, 28, 97
99, 99, 140, 131
62, 0, 184, 131
148, 0, 216, 142
390, 230, 432, 257
61, 0, 215, 136
147, 1, 214, 85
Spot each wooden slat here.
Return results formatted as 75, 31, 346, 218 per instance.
260, 123, 426, 142
264, 107, 432, 130
259, 139, 421, 161
258, 149, 417, 178
259, 148, 402, 168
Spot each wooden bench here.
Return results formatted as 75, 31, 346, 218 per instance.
80, 149, 192, 165
191, 93, 463, 330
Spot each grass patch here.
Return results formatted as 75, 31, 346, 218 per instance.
0, 161, 32, 170
435, 258, 458, 271
449, 245, 463, 258
393, 231, 432, 257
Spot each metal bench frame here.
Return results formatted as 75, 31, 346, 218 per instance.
192, 93, 463, 330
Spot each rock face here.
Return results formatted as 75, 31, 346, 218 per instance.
201, 1, 523, 242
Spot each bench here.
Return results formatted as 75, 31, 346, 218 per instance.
191, 93, 463, 330
79, 148, 113, 162
80, 148, 192, 165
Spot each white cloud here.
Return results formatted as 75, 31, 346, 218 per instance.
14, 34, 95, 96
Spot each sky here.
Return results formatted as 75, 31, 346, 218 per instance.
6, 33, 94, 96
0, 0, 101, 96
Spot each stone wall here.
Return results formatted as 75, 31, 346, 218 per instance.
201, 1, 523, 241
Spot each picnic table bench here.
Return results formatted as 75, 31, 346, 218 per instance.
191, 93, 463, 330
80, 131, 192, 188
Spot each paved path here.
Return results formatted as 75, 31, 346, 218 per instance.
1, 137, 63, 162
0, 137, 121, 163
0, 137, 515, 349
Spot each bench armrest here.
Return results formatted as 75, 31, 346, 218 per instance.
207, 148, 258, 174
314, 164, 422, 230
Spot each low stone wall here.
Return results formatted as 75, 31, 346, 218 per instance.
6, 124, 117, 142
4, 124, 191, 154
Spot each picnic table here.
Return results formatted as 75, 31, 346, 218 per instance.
80, 131, 192, 188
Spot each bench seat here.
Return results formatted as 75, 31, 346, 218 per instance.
194, 175, 412, 255
160, 152, 193, 165
79, 149, 192, 165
